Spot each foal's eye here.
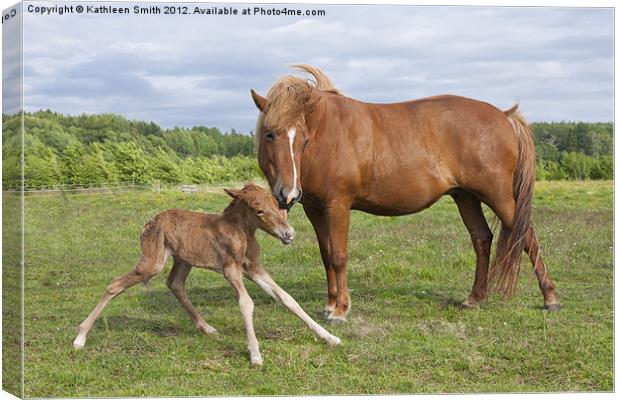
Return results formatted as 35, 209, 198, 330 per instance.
255, 210, 265, 217
265, 131, 274, 143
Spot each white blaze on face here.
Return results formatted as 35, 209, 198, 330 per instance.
286, 127, 300, 203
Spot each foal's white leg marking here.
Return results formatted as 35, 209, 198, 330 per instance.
253, 274, 341, 346
286, 128, 300, 203
225, 267, 263, 365
73, 249, 170, 349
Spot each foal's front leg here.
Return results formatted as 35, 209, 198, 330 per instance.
223, 264, 262, 365
249, 267, 341, 346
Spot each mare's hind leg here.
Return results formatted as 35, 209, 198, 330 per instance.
166, 258, 217, 334
452, 190, 493, 308
487, 192, 561, 310
524, 226, 561, 311
73, 252, 168, 348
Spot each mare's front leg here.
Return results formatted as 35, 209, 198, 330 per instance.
223, 264, 262, 365
303, 204, 338, 316
323, 201, 351, 323
247, 265, 341, 346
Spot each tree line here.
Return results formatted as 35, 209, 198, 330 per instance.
2, 111, 260, 189
532, 121, 613, 180
1, 111, 613, 190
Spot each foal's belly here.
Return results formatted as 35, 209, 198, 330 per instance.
171, 245, 224, 271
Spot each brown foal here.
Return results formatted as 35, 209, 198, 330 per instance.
73, 183, 340, 365
251, 65, 561, 323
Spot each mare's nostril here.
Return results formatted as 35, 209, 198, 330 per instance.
274, 188, 287, 209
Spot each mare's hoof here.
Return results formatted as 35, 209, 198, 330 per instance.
326, 313, 347, 324
544, 303, 562, 312
323, 308, 335, 318
459, 299, 481, 310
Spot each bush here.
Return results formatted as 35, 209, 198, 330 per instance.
561, 152, 593, 180
590, 155, 613, 180
110, 142, 151, 184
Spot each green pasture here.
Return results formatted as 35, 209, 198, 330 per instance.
15, 180, 613, 396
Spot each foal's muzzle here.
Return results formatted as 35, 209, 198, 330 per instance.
278, 227, 295, 245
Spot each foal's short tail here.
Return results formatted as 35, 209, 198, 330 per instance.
138, 219, 166, 286
489, 104, 536, 298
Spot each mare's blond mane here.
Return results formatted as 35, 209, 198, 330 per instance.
256, 64, 341, 134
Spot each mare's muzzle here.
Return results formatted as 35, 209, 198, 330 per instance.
275, 187, 302, 210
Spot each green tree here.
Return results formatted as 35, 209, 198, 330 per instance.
590, 156, 613, 180
24, 145, 62, 188
561, 152, 593, 180
150, 149, 184, 184
110, 142, 151, 184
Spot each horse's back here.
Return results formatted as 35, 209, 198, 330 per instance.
315, 94, 519, 213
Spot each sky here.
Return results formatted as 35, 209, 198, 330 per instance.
2, 1, 615, 132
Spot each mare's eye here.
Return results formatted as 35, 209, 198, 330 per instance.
265, 131, 274, 143
255, 210, 265, 217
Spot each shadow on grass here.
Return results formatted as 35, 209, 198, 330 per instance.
91, 278, 481, 336
97, 315, 185, 336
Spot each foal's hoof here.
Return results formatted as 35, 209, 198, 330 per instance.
544, 303, 562, 312
72, 336, 86, 349
197, 322, 217, 335
250, 355, 264, 366
325, 335, 341, 346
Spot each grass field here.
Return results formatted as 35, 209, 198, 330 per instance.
18, 180, 612, 397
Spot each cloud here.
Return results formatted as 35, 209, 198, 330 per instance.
19, 4, 613, 130
2, 6, 23, 115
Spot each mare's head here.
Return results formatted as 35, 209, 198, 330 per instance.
224, 183, 295, 245
251, 64, 340, 210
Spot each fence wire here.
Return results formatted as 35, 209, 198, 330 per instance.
3, 181, 266, 198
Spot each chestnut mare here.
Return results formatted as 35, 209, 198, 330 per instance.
250, 65, 561, 322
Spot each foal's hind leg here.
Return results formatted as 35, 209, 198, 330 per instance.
452, 190, 493, 308
73, 253, 168, 348
166, 258, 217, 334
524, 226, 561, 311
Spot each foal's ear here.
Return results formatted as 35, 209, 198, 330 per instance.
223, 188, 242, 199
250, 89, 268, 112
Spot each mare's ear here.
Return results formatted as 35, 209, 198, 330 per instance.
250, 89, 268, 112
223, 188, 242, 199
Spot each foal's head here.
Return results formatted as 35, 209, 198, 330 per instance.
224, 184, 295, 245
251, 64, 341, 210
